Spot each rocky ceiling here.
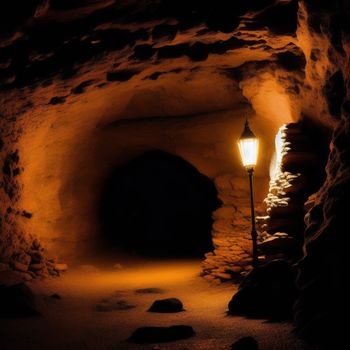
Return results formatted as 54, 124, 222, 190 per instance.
1, 0, 348, 123
0, 0, 306, 119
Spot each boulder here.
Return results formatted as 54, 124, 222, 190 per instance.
18, 272, 33, 281
231, 337, 259, 350
13, 261, 29, 272
230, 266, 244, 274
129, 325, 194, 343
16, 253, 31, 265
258, 235, 296, 254
228, 260, 297, 320
54, 263, 68, 271
0, 283, 39, 317
148, 298, 184, 313
29, 263, 45, 271
212, 271, 232, 280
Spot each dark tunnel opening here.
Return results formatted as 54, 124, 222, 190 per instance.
98, 150, 221, 258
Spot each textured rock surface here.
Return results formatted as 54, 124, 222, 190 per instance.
148, 297, 184, 313
231, 337, 259, 350
202, 174, 266, 282
293, 1, 350, 347
0, 1, 349, 346
228, 260, 298, 320
294, 122, 350, 348
0, 282, 39, 318
257, 122, 329, 261
0, 0, 293, 262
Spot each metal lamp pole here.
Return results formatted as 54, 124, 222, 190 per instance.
247, 167, 259, 268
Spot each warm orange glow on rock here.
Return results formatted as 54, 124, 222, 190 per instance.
0, 1, 348, 348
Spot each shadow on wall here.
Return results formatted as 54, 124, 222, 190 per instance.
98, 150, 221, 257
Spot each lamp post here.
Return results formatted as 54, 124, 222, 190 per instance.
237, 119, 259, 268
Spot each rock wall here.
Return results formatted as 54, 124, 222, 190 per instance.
294, 114, 350, 348
202, 174, 267, 283
1, 0, 299, 267
0, 119, 66, 280
293, 0, 350, 347
0, 4, 349, 347
0, 98, 274, 266
257, 122, 328, 261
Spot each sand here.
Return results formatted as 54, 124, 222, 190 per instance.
0, 259, 314, 350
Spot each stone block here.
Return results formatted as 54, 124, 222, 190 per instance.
54, 263, 68, 271
13, 261, 29, 272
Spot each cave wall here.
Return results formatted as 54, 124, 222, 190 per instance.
0, 76, 276, 262
1, 0, 305, 266
1, 4, 349, 344
293, 0, 350, 346
202, 174, 266, 283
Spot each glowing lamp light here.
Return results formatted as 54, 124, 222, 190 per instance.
237, 119, 259, 268
238, 120, 259, 169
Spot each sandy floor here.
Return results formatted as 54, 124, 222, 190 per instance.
0, 259, 314, 350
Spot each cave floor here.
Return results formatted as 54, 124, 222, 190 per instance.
0, 259, 314, 350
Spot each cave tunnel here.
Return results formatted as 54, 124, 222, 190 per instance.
0, 0, 349, 349
99, 150, 220, 257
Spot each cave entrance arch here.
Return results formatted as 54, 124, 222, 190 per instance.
99, 150, 220, 257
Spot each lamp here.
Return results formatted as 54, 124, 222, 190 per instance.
238, 119, 259, 268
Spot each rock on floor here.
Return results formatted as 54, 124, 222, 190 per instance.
231, 336, 259, 350
148, 297, 184, 313
129, 325, 194, 343
0, 282, 39, 317
228, 260, 297, 320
